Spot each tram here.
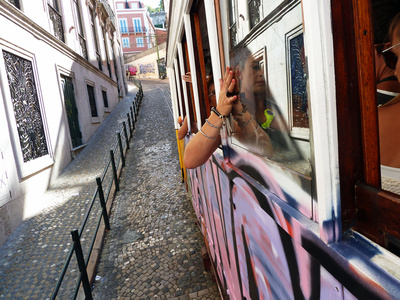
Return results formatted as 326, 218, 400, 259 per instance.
166, 0, 400, 299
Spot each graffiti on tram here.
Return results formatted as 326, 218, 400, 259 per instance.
187, 157, 366, 299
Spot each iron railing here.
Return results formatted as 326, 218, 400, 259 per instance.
51, 82, 143, 299
119, 27, 149, 34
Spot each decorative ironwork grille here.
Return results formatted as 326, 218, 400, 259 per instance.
3, 51, 49, 162
229, 0, 237, 49
102, 30, 111, 77
48, 4, 65, 42
102, 90, 108, 108
90, 7, 102, 70
248, 0, 261, 29
79, 35, 88, 60
290, 33, 309, 128
87, 85, 98, 117
73, 0, 88, 60
230, 24, 237, 48
96, 52, 102, 70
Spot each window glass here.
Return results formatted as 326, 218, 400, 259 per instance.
372, 2, 400, 195
119, 19, 128, 33
133, 19, 141, 32
227, 0, 311, 176
136, 37, 144, 47
102, 90, 109, 108
8, 0, 20, 9
122, 37, 130, 48
87, 85, 98, 117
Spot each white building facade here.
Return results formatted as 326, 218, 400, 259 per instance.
0, 0, 127, 245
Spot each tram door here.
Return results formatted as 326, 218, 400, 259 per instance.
61, 76, 82, 149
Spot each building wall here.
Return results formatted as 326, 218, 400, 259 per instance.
125, 42, 167, 78
155, 28, 167, 44
116, 0, 157, 54
0, 0, 126, 246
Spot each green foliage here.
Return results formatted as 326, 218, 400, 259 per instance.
147, 0, 163, 13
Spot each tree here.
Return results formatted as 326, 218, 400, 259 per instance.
147, 0, 163, 13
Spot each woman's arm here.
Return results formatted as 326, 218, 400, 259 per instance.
184, 68, 238, 169
183, 114, 223, 169
177, 116, 188, 140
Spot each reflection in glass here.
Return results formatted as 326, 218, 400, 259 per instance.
290, 33, 309, 128
230, 46, 310, 175
248, 0, 261, 29
229, 0, 237, 48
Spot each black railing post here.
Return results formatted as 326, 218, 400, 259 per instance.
71, 230, 93, 300
126, 113, 131, 134
123, 121, 130, 150
134, 101, 138, 121
130, 107, 135, 130
117, 131, 125, 167
96, 178, 110, 230
110, 150, 120, 191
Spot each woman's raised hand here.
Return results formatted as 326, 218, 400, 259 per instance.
216, 67, 238, 116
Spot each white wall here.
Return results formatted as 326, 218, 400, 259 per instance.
0, 0, 125, 246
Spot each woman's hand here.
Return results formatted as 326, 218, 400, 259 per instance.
215, 67, 238, 116
182, 72, 192, 83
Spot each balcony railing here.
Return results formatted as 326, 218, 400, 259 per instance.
120, 27, 148, 34
97, 0, 116, 28
48, 4, 65, 42
96, 52, 102, 70
79, 35, 88, 60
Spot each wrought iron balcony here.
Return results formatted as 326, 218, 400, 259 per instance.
97, 0, 116, 28
120, 27, 148, 34
48, 4, 65, 42
79, 35, 88, 60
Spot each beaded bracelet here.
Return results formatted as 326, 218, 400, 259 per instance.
206, 118, 222, 129
199, 128, 217, 140
236, 104, 248, 117
251, 123, 260, 134
239, 115, 254, 128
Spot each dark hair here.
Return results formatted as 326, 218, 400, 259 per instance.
389, 13, 400, 44
373, 1, 400, 54
206, 74, 213, 88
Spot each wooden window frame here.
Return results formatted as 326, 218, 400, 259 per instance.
190, 0, 211, 123
332, 0, 400, 248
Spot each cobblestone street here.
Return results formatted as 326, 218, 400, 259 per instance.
91, 79, 220, 300
0, 79, 220, 299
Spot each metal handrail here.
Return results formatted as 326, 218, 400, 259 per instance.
51, 83, 143, 299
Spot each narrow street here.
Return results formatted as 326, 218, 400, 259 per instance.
0, 79, 219, 300
90, 78, 220, 299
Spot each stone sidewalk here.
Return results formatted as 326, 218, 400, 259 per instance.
91, 79, 220, 300
0, 79, 220, 299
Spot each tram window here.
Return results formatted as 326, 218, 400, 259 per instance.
372, 3, 400, 196
227, 0, 311, 176
181, 37, 198, 134
336, 0, 400, 252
